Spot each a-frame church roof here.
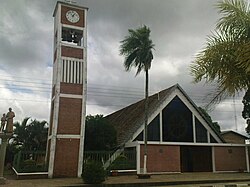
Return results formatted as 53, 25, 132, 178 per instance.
105, 84, 225, 147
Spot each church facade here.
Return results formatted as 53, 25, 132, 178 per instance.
106, 84, 249, 173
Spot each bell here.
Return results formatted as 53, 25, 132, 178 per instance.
67, 37, 72, 42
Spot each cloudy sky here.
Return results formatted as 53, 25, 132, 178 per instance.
0, 0, 247, 134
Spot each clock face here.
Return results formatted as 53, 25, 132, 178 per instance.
66, 10, 80, 23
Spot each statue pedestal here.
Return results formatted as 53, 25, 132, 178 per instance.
0, 133, 12, 185
0, 177, 6, 185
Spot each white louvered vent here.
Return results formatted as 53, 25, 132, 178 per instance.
61, 57, 84, 84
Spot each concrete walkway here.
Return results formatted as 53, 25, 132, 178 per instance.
3, 172, 250, 187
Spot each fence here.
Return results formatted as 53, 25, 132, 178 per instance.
13, 149, 136, 173
84, 149, 136, 170
13, 151, 47, 173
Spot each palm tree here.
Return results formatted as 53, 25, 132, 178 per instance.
191, 0, 250, 104
9, 118, 48, 151
10, 117, 30, 149
27, 119, 48, 151
120, 25, 154, 174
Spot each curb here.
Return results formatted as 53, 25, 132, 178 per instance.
67, 179, 250, 187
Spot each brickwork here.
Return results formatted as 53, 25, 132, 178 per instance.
53, 138, 80, 177
48, 1, 87, 178
61, 5, 85, 27
140, 145, 181, 172
60, 82, 83, 95
222, 132, 246, 144
214, 146, 247, 171
61, 46, 83, 59
57, 97, 82, 134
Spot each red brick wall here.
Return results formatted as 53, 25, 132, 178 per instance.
61, 46, 83, 59
60, 83, 83, 95
222, 133, 246, 144
58, 97, 82, 134
53, 138, 80, 177
61, 5, 85, 27
140, 145, 181, 172
214, 146, 247, 171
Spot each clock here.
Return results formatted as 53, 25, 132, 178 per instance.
66, 10, 80, 23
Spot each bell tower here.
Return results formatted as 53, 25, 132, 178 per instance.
47, 1, 88, 178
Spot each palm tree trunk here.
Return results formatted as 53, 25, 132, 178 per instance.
143, 69, 149, 174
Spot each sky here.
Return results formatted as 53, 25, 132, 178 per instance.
0, 0, 247, 135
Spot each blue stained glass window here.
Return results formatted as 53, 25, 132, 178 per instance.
162, 96, 193, 142
134, 115, 160, 141
195, 117, 208, 143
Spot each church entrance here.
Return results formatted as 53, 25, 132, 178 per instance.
180, 146, 212, 172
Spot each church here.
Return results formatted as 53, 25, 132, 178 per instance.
106, 84, 249, 173
45, 1, 249, 177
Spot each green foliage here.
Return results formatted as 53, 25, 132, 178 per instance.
16, 158, 47, 173
108, 155, 135, 170
198, 107, 221, 133
242, 89, 250, 134
13, 151, 47, 173
242, 89, 250, 119
190, 0, 250, 104
6, 118, 48, 165
9, 117, 48, 151
82, 160, 106, 184
120, 25, 154, 75
22, 159, 36, 171
85, 115, 117, 151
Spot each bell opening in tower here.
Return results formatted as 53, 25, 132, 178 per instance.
61, 27, 83, 47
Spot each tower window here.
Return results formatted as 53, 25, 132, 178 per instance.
61, 27, 83, 47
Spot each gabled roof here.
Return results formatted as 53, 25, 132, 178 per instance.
105, 84, 225, 147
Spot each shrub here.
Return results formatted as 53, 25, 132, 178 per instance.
22, 159, 36, 172
82, 160, 106, 184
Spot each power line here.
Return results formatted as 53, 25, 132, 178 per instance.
0, 75, 246, 108
0, 86, 244, 105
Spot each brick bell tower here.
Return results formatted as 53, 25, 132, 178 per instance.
47, 1, 88, 178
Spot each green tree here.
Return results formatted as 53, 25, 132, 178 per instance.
6, 118, 48, 164
242, 89, 250, 134
198, 107, 221, 133
120, 25, 154, 174
191, 0, 250, 104
84, 115, 117, 151
9, 117, 48, 151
